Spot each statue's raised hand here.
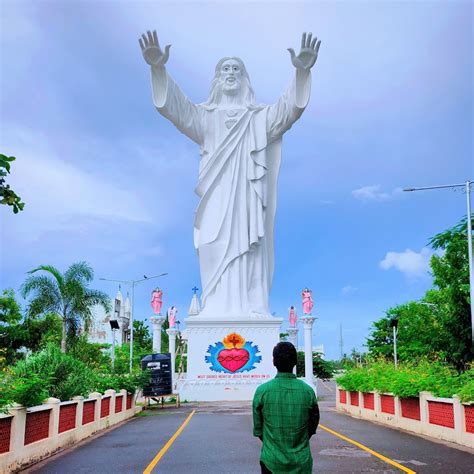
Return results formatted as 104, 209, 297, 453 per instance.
139, 30, 171, 67
288, 32, 321, 70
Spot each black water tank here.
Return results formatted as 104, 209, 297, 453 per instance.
141, 353, 172, 397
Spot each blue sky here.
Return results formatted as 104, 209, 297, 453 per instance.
1, 1, 472, 359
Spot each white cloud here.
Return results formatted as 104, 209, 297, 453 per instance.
342, 285, 358, 295
352, 185, 402, 202
14, 152, 151, 223
1, 124, 198, 243
380, 248, 432, 277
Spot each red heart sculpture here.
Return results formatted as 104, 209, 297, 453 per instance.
218, 348, 250, 373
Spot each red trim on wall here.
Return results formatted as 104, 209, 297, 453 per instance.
428, 401, 454, 428
100, 397, 111, 418
400, 397, 420, 421
339, 389, 347, 404
465, 405, 474, 433
0, 417, 12, 454
381, 395, 395, 414
363, 393, 374, 410
350, 391, 359, 406
126, 394, 133, 410
59, 404, 77, 433
115, 395, 123, 413
24, 410, 50, 445
82, 400, 95, 425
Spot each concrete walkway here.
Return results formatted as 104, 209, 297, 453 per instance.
25, 380, 474, 473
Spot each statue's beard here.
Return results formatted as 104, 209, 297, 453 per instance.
215, 76, 245, 102
204, 73, 256, 109
220, 77, 242, 96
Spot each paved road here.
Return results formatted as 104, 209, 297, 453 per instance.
26, 380, 473, 473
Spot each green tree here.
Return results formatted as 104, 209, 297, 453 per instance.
366, 216, 473, 371
429, 215, 473, 370
133, 320, 152, 351
68, 334, 110, 370
20, 262, 111, 353
21, 313, 63, 352
0, 154, 25, 213
366, 299, 448, 362
296, 351, 334, 379
0, 289, 25, 365
0, 289, 63, 366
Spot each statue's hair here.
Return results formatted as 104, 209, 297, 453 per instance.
202, 57, 257, 110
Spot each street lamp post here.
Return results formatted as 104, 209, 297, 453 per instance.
404, 181, 473, 343
109, 319, 120, 370
100, 273, 168, 372
390, 318, 398, 368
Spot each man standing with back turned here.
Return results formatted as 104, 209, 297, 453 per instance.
253, 342, 319, 473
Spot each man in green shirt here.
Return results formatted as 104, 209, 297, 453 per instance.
252, 342, 319, 474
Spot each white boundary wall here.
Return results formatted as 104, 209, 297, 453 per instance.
336, 386, 474, 449
0, 390, 141, 472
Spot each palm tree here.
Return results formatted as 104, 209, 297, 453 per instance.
21, 262, 111, 353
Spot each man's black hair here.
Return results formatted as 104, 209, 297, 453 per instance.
273, 342, 297, 373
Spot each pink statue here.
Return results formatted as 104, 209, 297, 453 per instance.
151, 288, 163, 314
289, 306, 297, 327
302, 288, 314, 315
167, 306, 177, 328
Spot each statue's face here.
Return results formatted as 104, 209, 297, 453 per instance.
220, 59, 242, 95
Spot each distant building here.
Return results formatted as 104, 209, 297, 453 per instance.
87, 288, 131, 345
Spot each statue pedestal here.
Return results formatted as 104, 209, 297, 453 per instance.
150, 316, 165, 353
177, 315, 282, 401
287, 327, 299, 349
167, 327, 179, 383
301, 315, 317, 394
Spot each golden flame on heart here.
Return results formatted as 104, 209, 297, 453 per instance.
222, 332, 246, 349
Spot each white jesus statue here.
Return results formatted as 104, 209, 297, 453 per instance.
139, 30, 321, 319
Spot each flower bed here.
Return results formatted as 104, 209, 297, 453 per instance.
335, 360, 474, 403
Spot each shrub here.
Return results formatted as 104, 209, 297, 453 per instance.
2, 372, 49, 408
68, 335, 111, 370
296, 352, 335, 380
13, 343, 95, 400
336, 359, 473, 401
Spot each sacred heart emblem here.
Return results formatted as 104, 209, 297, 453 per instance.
218, 348, 250, 373
206, 332, 261, 374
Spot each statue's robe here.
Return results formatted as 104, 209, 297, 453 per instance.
151, 65, 311, 318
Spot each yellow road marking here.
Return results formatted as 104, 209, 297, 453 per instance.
143, 409, 196, 474
319, 424, 416, 474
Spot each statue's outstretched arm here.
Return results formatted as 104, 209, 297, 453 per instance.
267, 33, 321, 141
139, 30, 171, 67
139, 30, 203, 145
287, 32, 321, 72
